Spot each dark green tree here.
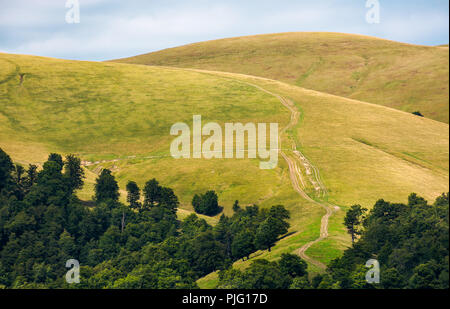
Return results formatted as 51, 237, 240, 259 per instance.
64, 154, 85, 193
381, 268, 405, 289
159, 187, 179, 213
231, 229, 255, 260
0, 147, 13, 192
12, 164, 26, 199
180, 214, 211, 236
408, 260, 441, 289
143, 179, 161, 209
24, 164, 38, 192
202, 190, 220, 215
25, 160, 70, 207
126, 181, 141, 210
290, 276, 311, 289
242, 259, 291, 289
408, 192, 427, 207
232, 200, 241, 212
47, 153, 64, 171
214, 215, 233, 258
94, 169, 119, 203
254, 217, 280, 252
344, 204, 367, 244
189, 231, 227, 276
98, 225, 123, 259
192, 190, 221, 216
192, 194, 202, 212
279, 253, 308, 278
13, 164, 25, 185
269, 205, 290, 221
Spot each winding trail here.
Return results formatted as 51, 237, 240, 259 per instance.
80, 74, 338, 270
243, 82, 338, 270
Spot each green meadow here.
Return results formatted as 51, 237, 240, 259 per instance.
115, 32, 449, 123
1, 44, 448, 287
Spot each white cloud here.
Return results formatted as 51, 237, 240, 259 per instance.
10, 5, 239, 59
0, 0, 448, 60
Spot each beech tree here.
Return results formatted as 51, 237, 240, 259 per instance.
254, 217, 279, 252
192, 190, 221, 216
231, 230, 254, 260
279, 253, 308, 278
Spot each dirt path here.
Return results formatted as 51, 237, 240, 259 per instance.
244, 82, 338, 270
80, 77, 338, 270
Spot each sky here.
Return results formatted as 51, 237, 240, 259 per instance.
0, 0, 448, 61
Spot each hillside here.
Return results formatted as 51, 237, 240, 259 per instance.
0, 53, 293, 213
1, 52, 448, 275
114, 32, 450, 123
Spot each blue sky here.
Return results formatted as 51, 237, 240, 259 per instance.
0, 0, 448, 61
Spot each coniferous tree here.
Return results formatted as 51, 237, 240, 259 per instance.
159, 187, 178, 213
202, 190, 220, 215
126, 181, 141, 211
94, 169, 119, 203
143, 178, 161, 209
192, 194, 202, 213
0, 147, 13, 192
13, 164, 25, 186
47, 153, 64, 171
24, 164, 38, 192
344, 204, 367, 244
232, 200, 241, 212
64, 154, 85, 193
192, 191, 221, 216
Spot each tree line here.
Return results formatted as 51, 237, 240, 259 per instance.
217, 193, 449, 289
0, 148, 291, 288
1, 147, 447, 289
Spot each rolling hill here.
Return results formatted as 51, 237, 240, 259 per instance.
1, 51, 448, 282
114, 32, 450, 123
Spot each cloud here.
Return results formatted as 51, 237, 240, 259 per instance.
0, 0, 448, 60
9, 4, 240, 60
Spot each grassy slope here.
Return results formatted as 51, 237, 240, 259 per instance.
0, 52, 326, 281
114, 32, 450, 123
0, 53, 300, 215
193, 70, 449, 287
1, 53, 448, 286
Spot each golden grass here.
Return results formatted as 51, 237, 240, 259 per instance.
114, 32, 449, 123
190, 68, 448, 287
1, 53, 448, 285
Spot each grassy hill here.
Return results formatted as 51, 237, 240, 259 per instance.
1, 52, 448, 283
193, 69, 449, 287
114, 32, 450, 123
0, 53, 294, 213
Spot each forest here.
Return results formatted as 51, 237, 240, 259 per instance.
0, 148, 448, 289
0, 148, 291, 288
